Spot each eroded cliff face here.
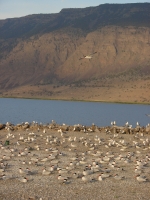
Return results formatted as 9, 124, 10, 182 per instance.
0, 29, 85, 88
0, 26, 149, 89
56, 26, 150, 82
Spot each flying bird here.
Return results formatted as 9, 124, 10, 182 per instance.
145, 114, 150, 117
79, 52, 97, 60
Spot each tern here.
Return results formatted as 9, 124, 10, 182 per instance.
79, 52, 97, 60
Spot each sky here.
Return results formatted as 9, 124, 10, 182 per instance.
0, 0, 149, 20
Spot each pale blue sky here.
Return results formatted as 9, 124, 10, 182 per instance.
0, 0, 149, 19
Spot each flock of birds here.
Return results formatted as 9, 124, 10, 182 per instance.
0, 120, 150, 186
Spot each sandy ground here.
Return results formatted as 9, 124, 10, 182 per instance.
0, 127, 150, 200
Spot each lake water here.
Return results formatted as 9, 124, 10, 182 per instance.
0, 98, 150, 127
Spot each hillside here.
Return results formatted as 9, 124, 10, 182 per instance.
0, 3, 150, 103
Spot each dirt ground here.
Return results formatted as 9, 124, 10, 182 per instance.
0, 75, 150, 104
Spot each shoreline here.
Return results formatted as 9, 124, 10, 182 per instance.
1, 121, 150, 133
0, 96, 150, 105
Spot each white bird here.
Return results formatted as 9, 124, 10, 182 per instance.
72, 172, 82, 179
58, 168, 68, 174
104, 168, 111, 173
18, 177, 28, 183
19, 168, 25, 174
57, 174, 69, 182
114, 174, 125, 180
71, 143, 77, 148
125, 122, 129, 126
41, 157, 48, 162
26, 168, 37, 175
98, 174, 104, 181
79, 160, 87, 165
3, 155, 11, 160
47, 165, 57, 172
101, 173, 111, 178
79, 52, 97, 60
111, 121, 116, 126
83, 169, 93, 176
30, 157, 39, 162
134, 167, 142, 174
20, 151, 27, 156
42, 168, 51, 175
43, 129, 46, 133
81, 175, 90, 182
0, 174, 6, 180
0, 168, 5, 173
136, 175, 147, 182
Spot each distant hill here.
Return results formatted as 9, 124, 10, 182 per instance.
0, 3, 150, 103
0, 3, 149, 39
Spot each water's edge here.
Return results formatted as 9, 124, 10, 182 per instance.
0, 96, 150, 105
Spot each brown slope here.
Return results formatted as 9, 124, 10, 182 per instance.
55, 26, 150, 82
0, 26, 149, 90
0, 28, 85, 89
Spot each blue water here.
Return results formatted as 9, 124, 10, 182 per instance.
0, 98, 150, 127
